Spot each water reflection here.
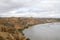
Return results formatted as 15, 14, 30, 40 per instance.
23, 22, 60, 40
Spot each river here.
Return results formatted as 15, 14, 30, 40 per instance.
23, 22, 60, 40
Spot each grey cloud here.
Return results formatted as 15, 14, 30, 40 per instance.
0, 0, 60, 18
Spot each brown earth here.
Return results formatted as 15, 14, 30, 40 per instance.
0, 17, 60, 40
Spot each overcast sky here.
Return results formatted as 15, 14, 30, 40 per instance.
0, 0, 60, 18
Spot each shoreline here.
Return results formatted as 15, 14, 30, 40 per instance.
0, 17, 60, 40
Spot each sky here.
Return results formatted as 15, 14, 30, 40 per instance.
0, 0, 60, 18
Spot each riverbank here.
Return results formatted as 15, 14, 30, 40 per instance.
0, 17, 60, 40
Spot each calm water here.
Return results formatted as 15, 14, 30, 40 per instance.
23, 22, 60, 40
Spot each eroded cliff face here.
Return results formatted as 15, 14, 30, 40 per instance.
0, 17, 60, 40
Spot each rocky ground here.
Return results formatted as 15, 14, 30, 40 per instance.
0, 17, 60, 40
